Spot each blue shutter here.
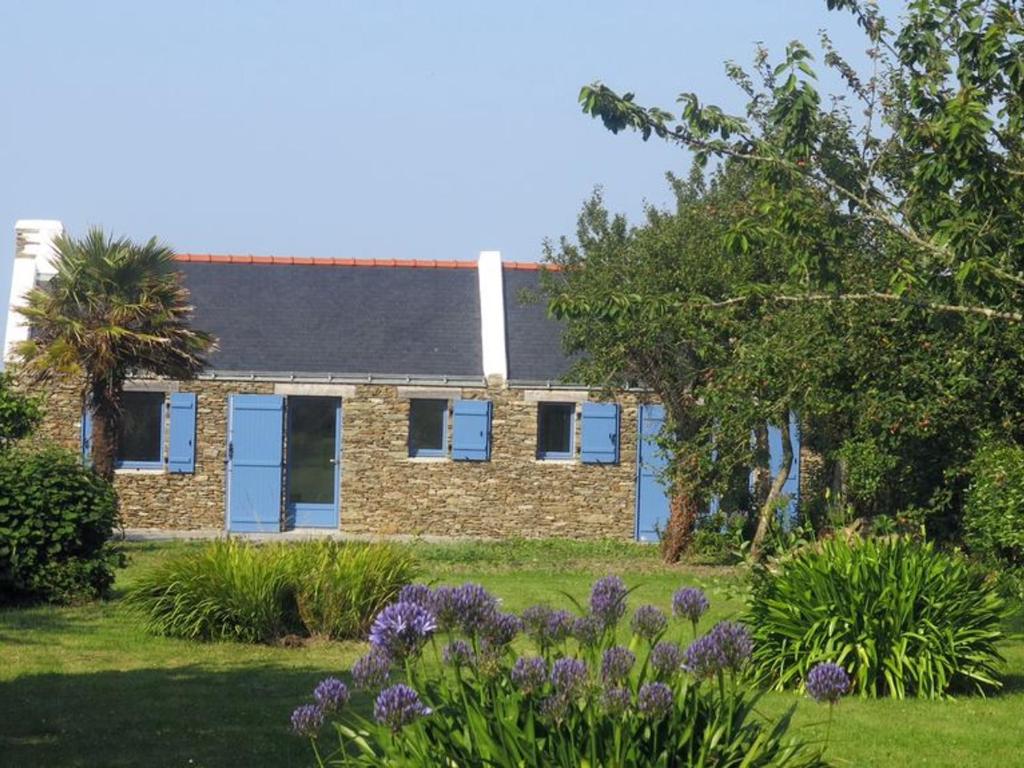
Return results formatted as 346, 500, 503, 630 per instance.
168, 392, 197, 473
81, 406, 93, 465
452, 399, 491, 461
580, 402, 620, 464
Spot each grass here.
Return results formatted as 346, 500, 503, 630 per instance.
1, 538, 1022, 767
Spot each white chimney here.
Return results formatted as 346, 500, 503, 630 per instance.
4, 219, 64, 362
477, 250, 508, 384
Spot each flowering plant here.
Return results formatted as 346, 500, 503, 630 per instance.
292, 580, 829, 767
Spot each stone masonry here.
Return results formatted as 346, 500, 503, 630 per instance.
28, 377, 648, 540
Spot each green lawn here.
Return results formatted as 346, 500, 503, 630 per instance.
1, 539, 1022, 767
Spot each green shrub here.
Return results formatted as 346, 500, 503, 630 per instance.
964, 442, 1024, 569
746, 535, 1005, 699
0, 446, 121, 604
125, 539, 417, 643
288, 540, 417, 638
295, 578, 827, 767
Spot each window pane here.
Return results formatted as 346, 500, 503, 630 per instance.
287, 397, 338, 505
118, 391, 164, 463
538, 403, 574, 457
409, 399, 446, 455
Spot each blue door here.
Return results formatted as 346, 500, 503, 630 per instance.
767, 413, 801, 523
286, 397, 341, 528
635, 404, 671, 542
226, 395, 285, 533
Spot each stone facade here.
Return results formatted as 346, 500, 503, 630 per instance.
28, 377, 649, 540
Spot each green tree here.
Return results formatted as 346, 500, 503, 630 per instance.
546, 166, 801, 561
556, 0, 1024, 555
13, 229, 215, 480
578, 0, 1024, 323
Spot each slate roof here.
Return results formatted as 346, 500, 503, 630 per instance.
177, 258, 484, 378
502, 267, 577, 383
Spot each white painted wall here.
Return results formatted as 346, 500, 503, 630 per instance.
4, 219, 64, 362
477, 250, 508, 382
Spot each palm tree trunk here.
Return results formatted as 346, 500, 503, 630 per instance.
88, 388, 122, 482
750, 415, 793, 562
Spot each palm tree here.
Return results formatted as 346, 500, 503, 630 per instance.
14, 228, 215, 480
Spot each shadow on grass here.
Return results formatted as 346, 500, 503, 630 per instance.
0, 664, 361, 768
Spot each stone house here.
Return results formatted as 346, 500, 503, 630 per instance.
4, 220, 800, 540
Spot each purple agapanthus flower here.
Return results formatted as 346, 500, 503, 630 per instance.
631, 604, 668, 641
312, 677, 350, 713
373, 684, 432, 732
430, 586, 462, 631
539, 693, 571, 725
649, 642, 684, 680
442, 640, 474, 667
550, 657, 589, 696
572, 614, 603, 648
398, 583, 434, 608
806, 663, 850, 704
450, 585, 497, 634
522, 605, 575, 648
637, 682, 674, 720
600, 646, 636, 684
672, 587, 710, 626
351, 648, 392, 690
602, 686, 632, 715
711, 621, 753, 669
590, 576, 628, 629
684, 633, 729, 680
684, 621, 753, 679
368, 601, 437, 659
510, 656, 548, 695
481, 611, 523, 648
290, 704, 325, 737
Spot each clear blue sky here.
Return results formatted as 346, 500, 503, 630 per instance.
1, 1, 894, 343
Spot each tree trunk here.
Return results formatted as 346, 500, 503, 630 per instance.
661, 454, 700, 564
748, 423, 771, 537
750, 415, 793, 562
88, 385, 123, 483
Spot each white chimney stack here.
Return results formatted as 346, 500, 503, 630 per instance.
4, 219, 64, 362
477, 250, 508, 384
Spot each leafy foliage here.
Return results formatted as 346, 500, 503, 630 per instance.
747, 535, 1005, 699
124, 540, 418, 643
0, 446, 121, 604
14, 228, 215, 479
964, 442, 1024, 570
0, 372, 41, 448
289, 540, 421, 639
556, 0, 1024, 544
299, 579, 828, 767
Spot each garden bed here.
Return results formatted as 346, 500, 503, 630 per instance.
0, 540, 1022, 767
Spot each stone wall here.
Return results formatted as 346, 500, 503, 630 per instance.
26, 377, 648, 539
341, 385, 642, 539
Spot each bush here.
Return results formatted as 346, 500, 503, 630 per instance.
125, 539, 418, 643
0, 446, 121, 604
964, 442, 1024, 569
291, 579, 830, 767
747, 535, 1005, 699
289, 541, 420, 638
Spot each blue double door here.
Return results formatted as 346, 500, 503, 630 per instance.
227, 395, 341, 532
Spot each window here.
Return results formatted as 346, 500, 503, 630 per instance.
408, 399, 448, 457
537, 402, 575, 460
117, 391, 165, 468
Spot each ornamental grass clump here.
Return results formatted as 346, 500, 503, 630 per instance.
125, 539, 417, 643
293, 578, 828, 767
746, 534, 1005, 699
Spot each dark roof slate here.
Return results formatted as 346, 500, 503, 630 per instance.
178, 261, 483, 377
502, 268, 577, 383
